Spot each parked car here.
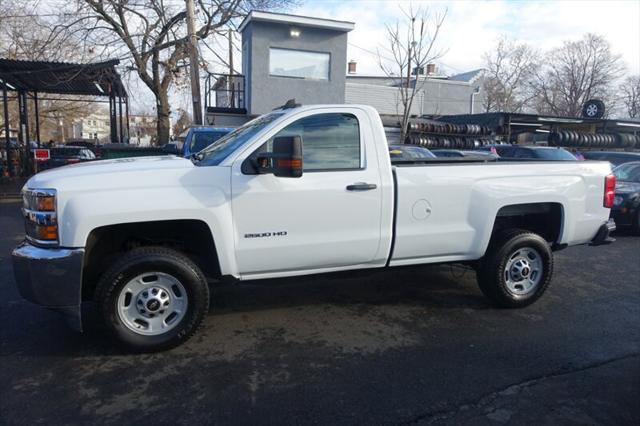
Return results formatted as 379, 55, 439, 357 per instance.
63, 140, 101, 157
13, 104, 616, 351
37, 146, 96, 170
432, 149, 498, 160
182, 127, 234, 157
583, 151, 640, 166
161, 143, 180, 155
388, 144, 436, 160
485, 145, 577, 161
611, 161, 640, 233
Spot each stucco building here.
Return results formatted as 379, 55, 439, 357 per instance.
207, 11, 485, 126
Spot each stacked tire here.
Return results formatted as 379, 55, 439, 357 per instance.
407, 135, 495, 149
549, 131, 621, 148
407, 120, 492, 136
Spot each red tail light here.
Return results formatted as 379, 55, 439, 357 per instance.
604, 174, 616, 208
66, 158, 80, 164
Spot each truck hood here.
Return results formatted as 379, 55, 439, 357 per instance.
26, 156, 195, 191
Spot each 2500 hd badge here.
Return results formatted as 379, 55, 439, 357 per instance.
244, 231, 288, 238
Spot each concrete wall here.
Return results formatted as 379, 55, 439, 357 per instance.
345, 83, 421, 116
420, 79, 484, 116
242, 21, 348, 115
346, 77, 485, 117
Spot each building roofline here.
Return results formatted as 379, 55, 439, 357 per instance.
238, 10, 355, 33
346, 75, 479, 86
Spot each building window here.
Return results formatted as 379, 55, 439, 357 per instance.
269, 113, 360, 171
269, 48, 330, 80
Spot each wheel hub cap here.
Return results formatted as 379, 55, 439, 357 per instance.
504, 247, 543, 296
117, 273, 188, 336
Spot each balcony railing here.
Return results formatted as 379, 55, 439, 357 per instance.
204, 73, 245, 113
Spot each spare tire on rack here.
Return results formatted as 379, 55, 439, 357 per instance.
582, 99, 605, 119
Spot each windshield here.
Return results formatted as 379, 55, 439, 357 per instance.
196, 113, 284, 166
613, 163, 640, 182
533, 148, 577, 160
190, 131, 231, 153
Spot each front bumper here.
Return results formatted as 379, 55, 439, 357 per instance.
589, 219, 616, 246
12, 242, 84, 331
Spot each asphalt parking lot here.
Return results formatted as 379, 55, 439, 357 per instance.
1, 198, 639, 425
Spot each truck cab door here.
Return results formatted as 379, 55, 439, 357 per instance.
231, 110, 384, 278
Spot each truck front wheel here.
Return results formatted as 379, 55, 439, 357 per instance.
95, 246, 209, 352
476, 230, 553, 308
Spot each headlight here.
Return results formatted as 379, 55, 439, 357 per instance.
22, 188, 58, 245
613, 195, 624, 206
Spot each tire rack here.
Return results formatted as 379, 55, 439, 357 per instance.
406, 120, 497, 149
548, 131, 640, 149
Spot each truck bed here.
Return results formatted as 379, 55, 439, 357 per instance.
389, 160, 612, 266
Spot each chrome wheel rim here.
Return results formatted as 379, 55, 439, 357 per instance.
504, 247, 543, 296
117, 272, 188, 336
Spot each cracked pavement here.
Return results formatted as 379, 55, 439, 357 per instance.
1, 199, 639, 425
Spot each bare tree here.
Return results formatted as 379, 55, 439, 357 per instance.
172, 108, 192, 138
531, 33, 623, 117
61, 0, 294, 145
377, 5, 446, 142
620, 75, 640, 119
482, 37, 538, 113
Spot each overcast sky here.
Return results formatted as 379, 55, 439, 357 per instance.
291, 0, 640, 76
132, 0, 640, 116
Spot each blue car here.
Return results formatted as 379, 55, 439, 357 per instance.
182, 127, 234, 157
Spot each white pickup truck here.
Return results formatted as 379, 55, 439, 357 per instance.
13, 104, 617, 351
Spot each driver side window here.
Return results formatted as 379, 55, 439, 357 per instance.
260, 113, 361, 171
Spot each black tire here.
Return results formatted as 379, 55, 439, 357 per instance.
582, 99, 605, 119
476, 229, 553, 308
95, 246, 210, 352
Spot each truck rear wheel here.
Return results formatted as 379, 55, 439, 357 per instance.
476, 229, 553, 308
95, 246, 209, 352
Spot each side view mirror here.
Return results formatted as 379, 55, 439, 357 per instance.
256, 135, 303, 178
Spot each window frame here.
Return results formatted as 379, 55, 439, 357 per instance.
268, 47, 332, 81
242, 112, 364, 174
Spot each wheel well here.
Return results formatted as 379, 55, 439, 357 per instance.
82, 220, 220, 300
492, 203, 563, 244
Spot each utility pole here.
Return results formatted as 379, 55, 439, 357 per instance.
228, 29, 234, 76
228, 29, 235, 108
185, 0, 203, 125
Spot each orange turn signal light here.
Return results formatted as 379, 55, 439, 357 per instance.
34, 224, 58, 241
276, 159, 302, 168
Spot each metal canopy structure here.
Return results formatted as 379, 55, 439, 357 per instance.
0, 58, 129, 176
0, 58, 126, 96
438, 112, 640, 141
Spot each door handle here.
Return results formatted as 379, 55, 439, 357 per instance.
346, 182, 377, 191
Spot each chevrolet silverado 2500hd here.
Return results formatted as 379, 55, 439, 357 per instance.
12, 104, 617, 351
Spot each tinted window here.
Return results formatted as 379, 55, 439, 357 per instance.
614, 163, 640, 182
513, 148, 533, 159
271, 113, 360, 171
433, 151, 463, 157
389, 145, 436, 160
532, 148, 576, 160
191, 131, 229, 153
197, 113, 284, 166
494, 146, 515, 157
